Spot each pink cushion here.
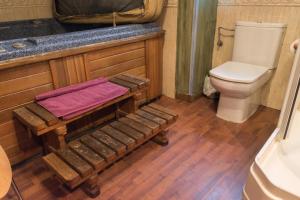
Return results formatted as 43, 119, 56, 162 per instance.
37, 78, 128, 120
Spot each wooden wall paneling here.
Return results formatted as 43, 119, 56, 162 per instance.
0, 62, 54, 164
49, 59, 69, 89
213, 2, 300, 110
50, 55, 88, 88
145, 37, 163, 99
85, 42, 146, 80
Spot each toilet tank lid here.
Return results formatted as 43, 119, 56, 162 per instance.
236, 21, 287, 28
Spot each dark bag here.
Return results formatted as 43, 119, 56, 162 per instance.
55, 0, 144, 16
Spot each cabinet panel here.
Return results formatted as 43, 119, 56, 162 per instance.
146, 37, 163, 99
85, 42, 146, 79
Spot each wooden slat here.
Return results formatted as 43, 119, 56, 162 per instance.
89, 48, 145, 71
124, 73, 150, 84
0, 62, 50, 82
141, 106, 175, 124
110, 78, 138, 92
42, 153, 80, 188
116, 75, 148, 89
90, 58, 145, 79
87, 42, 145, 61
110, 121, 144, 144
80, 135, 116, 162
69, 140, 106, 171
148, 103, 179, 119
100, 126, 136, 150
0, 72, 52, 96
0, 84, 53, 111
91, 130, 127, 156
135, 110, 167, 129
55, 148, 93, 178
123, 66, 146, 78
13, 107, 47, 131
118, 117, 152, 138
26, 103, 58, 126
126, 113, 160, 133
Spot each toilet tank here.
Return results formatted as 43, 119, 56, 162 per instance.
232, 21, 287, 69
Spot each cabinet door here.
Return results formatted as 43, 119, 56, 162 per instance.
146, 37, 163, 100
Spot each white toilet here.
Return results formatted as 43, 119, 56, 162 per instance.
210, 21, 287, 123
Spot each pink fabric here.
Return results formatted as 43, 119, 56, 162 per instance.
37, 79, 129, 120
36, 78, 108, 101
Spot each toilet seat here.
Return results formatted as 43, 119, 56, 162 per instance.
210, 61, 270, 84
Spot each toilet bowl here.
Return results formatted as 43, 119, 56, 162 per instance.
210, 21, 286, 123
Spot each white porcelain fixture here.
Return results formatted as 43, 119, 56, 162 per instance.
243, 39, 300, 200
210, 21, 287, 123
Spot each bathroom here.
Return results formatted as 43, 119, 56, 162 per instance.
0, 0, 300, 200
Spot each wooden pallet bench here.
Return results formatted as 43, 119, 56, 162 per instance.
13, 74, 149, 151
43, 103, 178, 198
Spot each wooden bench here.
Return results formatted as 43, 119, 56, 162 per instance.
13, 74, 149, 151
43, 103, 178, 198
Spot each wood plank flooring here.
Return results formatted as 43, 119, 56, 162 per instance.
3, 96, 279, 200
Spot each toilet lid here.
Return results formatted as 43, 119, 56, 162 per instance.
210, 61, 269, 83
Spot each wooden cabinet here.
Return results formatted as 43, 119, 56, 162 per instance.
0, 32, 164, 164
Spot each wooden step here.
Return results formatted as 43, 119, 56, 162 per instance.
42, 102, 178, 197
14, 107, 47, 131
26, 103, 58, 126
110, 78, 138, 92
100, 126, 136, 150
135, 109, 167, 129
91, 130, 127, 156
148, 103, 178, 120
141, 106, 175, 124
118, 117, 153, 138
54, 148, 93, 178
80, 135, 116, 162
43, 153, 80, 188
116, 75, 148, 89
69, 140, 106, 171
110, 121, 145, 144
126, 113, 160, 134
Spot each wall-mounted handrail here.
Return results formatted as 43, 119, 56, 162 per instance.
217, 26, 235, 48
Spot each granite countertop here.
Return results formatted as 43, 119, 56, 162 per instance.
0, 20, 161, 62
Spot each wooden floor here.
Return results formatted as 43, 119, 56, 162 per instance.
4, 96, 280, 200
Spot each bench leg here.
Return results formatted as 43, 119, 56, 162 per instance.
82, 175, 100, 198
152, 130, 169, 146
54, 126, 68, 149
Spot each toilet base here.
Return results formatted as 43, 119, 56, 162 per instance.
216, 89, 261, 123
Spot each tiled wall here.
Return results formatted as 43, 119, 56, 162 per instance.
0, 0, 52, 22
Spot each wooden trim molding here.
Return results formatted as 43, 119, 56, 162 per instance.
0, 0, 51, 8
218, 0, 300, 6
165, 0, 178, 7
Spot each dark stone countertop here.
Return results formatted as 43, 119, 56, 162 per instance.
0, 20, 161, 62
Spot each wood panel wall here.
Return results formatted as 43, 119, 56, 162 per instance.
0, 0, 52, 22
0, 62, 54, 164
0, 36, 163, 164
212, 0, 300, 110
